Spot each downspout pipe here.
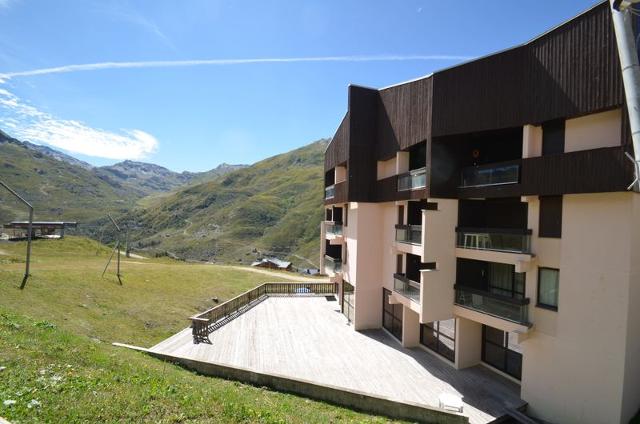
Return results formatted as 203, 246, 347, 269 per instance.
611, 0, 640, 191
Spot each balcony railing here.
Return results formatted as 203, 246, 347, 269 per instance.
398, 167, 427, 191
325, 185, 335, 200
395, 224, 422, 245
454, 285, 530, 325
393, 273, 420, 302
324, 255, 342, 275
456, 227, 532, 254
460, 161, 520, 188
326, 222, 343, 237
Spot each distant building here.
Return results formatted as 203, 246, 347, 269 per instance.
250, 257, 292, 271
300, 268, 320, 276
3, 221, 77, 240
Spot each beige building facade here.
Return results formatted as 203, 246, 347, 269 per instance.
320, 3, 640, 422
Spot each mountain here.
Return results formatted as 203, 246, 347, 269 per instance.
0, 130, 139, 223
0, 130, 246, 223
95, 161, 247, 196
118, 139, 328, 267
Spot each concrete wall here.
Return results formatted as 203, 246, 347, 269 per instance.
522, 192, 638, 424
149, 352, 468, 424
522, 124, 542, 158
377, 157, 396, 180
564, 108, 621, 153
455, 318, 482, 369
421, 198, 458, 323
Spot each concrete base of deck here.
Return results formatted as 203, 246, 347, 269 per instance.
150, 296, 525, 424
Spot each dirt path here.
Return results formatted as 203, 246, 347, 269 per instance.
120, 261, 327, 282
219, 265, 327, 282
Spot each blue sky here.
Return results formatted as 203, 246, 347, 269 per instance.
0, 0, 600, 172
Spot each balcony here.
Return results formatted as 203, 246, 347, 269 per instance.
326, 222, 343, 237
460, 162, 519, 188
398, 167, 427, 191
324, 255, 342, 275
325, 185, 335, 200
395, 225, 422, 245
456, 227, 531, 254
393, 273, 420, 302
454, 285, 530, 326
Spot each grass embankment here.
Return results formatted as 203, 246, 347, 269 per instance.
0, 237, 396, 423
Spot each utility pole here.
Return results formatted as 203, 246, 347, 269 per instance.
0, 180, 34, 289
611, 0, 640, 191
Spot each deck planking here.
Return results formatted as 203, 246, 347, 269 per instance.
150, 296, 525, 424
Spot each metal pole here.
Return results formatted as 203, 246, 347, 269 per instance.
0, 180, 34, 289
20, 206, 33, 289
610, 0, 640, 191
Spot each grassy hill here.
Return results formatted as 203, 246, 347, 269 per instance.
0, 131, 139, 223
119, 139, 328, 267
0, 237, 394, 422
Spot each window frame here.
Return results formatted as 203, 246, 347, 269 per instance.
537, 267, 560, 311
420, 320, 456, 362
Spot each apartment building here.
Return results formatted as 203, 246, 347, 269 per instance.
320, 2, 640, 423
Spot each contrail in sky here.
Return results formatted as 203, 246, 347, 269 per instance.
0, 55, 474, 80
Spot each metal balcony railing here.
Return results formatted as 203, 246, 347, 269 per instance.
454, 285, 530, 325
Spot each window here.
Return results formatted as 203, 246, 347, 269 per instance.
538, 268, 559, 310
482, 325, 523, 380
398, 205, 405, 225
420, 319, 456, 362
539, 195, 562, 238
383, 288, 403, 341
542, 120, 565, 155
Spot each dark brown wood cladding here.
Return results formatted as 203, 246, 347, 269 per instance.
432, 2, 623, 137
325, 1, 630, 203
347, 86, 379, 202
521, 146, 634, 196
325, 181, 348, 205
377, 77, 433, 160
325, 112, 350, 171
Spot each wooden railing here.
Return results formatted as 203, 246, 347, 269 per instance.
190, 282, 338, 340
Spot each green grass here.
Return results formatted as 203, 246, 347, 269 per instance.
0, 237, 398, 423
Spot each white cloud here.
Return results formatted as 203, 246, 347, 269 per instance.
0, 55, 475, 80
0, 88, 158, 160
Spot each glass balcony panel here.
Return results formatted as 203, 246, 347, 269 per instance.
397, 167, 427, 191
460, 163, 519, 188
325, 185, 335, 199
456, 228, 531, 254
395, 225, 422, 245
324, 255, 342, 274
454, 286, 529, 325
393, 273, 420, 302
326, 222, 343, 237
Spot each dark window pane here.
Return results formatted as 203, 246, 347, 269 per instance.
538, 268, 559, 308
542, 120, 565, 155
539, 196, 563, 238
484, 342, 506, 370
421, 326, 438, 350
506, 350, 523, 380
484, 326, 504, 346
438, 319, 456, 340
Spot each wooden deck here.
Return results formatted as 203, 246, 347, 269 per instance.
150, 296, 525, 424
